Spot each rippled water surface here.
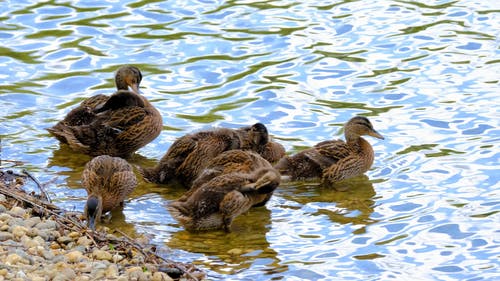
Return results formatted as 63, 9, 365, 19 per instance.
1, 0, 499, 280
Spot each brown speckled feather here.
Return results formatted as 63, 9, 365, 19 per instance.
274, 116, 384, 185
168, 167, 280, 232
47, 66, 162, 158
82, 155, 137, 229
139, 123, 278, 188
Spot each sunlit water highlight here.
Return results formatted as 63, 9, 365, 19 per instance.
1, 0, 499, 280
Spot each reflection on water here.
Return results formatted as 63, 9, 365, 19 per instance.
1, 0, 499, 280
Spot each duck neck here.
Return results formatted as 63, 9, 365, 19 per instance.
346, 135, 375, 170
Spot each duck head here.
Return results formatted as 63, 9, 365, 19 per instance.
344, 116, 384, 142
115, 65, 142, 94
84, 195, 103, 231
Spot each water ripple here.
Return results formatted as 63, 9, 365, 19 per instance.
1, 0, 499, 280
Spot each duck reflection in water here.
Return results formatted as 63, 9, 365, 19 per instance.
279, 175, 378, 227
166, 206, 284, 276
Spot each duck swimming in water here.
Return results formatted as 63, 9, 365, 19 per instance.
47, 65, 163, 158
168, 157, 280, 232
274, 116, 384, 185
139, 123, 281, 188
82, 155, 137, 230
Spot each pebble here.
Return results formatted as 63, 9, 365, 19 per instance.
92, 249, 112, 261
65, 250, 84, 263
0, 199, 202, 281
152, 272, 174, 281
8, 206, 26, 217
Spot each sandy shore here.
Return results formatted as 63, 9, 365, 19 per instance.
0, 169, 205, 281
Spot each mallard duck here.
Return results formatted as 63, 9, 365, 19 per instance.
47, 65, 163, 158
260, 140, 286, 163
82, 155, 137, 230
274, 116, 384, 184
139, 123, 276, 187
168, 167, 280, 232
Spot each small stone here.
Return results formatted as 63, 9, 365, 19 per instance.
50, 242, 61, 250
27, 276, 45, 281
0, 268, 7, 276
112, 254, 124, 263
11, 225, 28, 239
5, 253, 29, 265
68, 231, 80, 239
0, 224, 9, 231
77, 236, 92, 247
126, 267, 148, 281
0, 194, 6, 202
92, 249, 112, 261
16, 270, 27, 279
90, 262, 108, 279
57, 236, 73, 244
9, 206, 26, 217
152, 272, 174, 281
0, 232, 13, 241
65, 251, 84, 263
52, 267, 76, 281
105, 264, 119, 278
0, 205, 6, 213
24, 217, 41, 228
35, 220, 57, 230
0, 213, 12, 221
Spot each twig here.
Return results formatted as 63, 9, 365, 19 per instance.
113, 229, 199, 281
22, 169, 51, 203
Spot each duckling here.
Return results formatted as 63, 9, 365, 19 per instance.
139, 123, 273, 188
82, 155, 137, 230
47, 66, 163, 158
168, 167, 280, 232
275, 116, 384, 184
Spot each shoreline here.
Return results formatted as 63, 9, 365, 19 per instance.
0, 168, 205, 281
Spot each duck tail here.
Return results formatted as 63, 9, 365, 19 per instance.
47, 124, 91, 154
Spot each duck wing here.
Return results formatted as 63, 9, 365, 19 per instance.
308, 140, 352, 167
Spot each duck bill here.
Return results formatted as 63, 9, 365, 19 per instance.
88, 215, 96, 231
130, 83, 140, 94
368, 129, 384, 140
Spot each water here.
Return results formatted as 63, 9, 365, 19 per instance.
1, 0, 499, 280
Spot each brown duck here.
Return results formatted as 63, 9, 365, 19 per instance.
139, 122, 281, 187
82, 155, 137, 230
168, 164, 280, 232
47, 66, 163, 158
185, 150, 278, 207
275, 116, 384, 184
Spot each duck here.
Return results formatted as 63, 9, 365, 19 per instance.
82, 155, 137, 230
274, 116, 384, 185
139, 122, 279, 188
47, 65, 163, 158
260, 140, 286, 164
168, 166, 280, 232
